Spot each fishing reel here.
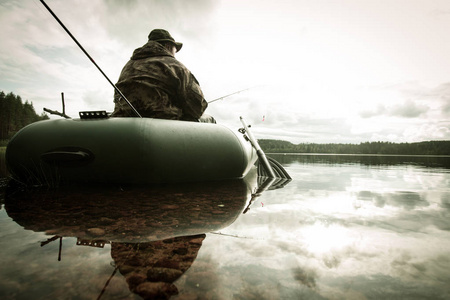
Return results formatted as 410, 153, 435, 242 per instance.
238, 126, 250, 142
238, 123, 251, 134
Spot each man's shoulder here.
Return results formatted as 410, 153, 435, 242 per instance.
156, 56, 190, 72
131, 41, 174, 60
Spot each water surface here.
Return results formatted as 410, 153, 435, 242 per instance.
0, 154, 449, 299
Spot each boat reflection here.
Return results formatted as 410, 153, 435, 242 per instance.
5, 169, 288, 299
6, 173, 257, 242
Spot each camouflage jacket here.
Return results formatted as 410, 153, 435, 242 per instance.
111, 41, 208, 121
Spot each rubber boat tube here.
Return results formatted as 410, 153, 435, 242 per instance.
6, 118, 258, 186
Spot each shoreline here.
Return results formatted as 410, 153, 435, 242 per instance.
2, 147, 449, 158
268, 153, 450, 158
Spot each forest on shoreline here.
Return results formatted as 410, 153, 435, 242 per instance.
259, 139, 450, 156
0, 91, 48, 144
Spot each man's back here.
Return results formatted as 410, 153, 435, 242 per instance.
112, 36, 207, 121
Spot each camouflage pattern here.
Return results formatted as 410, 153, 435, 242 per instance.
111, 41, 208, 121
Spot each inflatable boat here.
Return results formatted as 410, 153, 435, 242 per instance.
6, 116, 258, 186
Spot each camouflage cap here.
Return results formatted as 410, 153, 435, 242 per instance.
148, 29, 183, 52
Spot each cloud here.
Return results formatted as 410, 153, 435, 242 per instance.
443, 102, 450, 114
353, 81, 450, 142
359, 104, 387, 118
360, 81, 450, 118
427, 82, 450, 117
389, 99, 429, 118
398, 81, 450, 116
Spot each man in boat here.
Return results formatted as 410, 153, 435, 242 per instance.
111, 29, 215, 123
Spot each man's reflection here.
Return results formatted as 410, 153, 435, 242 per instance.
111, 234, 205, 299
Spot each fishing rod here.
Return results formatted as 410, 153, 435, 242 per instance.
208, 87, 255, 104
39, 0, 142, 118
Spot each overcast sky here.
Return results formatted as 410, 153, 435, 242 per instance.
1, 0, 449, 143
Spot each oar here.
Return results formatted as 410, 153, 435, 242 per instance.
239, 117, 291, 180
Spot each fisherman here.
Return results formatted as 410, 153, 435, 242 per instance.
111, 29, 215, 123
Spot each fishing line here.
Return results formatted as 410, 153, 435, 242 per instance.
208, 85, 262, 104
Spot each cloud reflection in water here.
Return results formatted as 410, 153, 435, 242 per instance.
193, 156, 450, 299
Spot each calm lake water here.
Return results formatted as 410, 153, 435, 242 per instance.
1, 153, 450, 300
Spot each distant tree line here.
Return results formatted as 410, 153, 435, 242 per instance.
0, 91, 49, 140
259, 139, 450, 155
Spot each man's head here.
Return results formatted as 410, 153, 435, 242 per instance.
148, 29, 183, 54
